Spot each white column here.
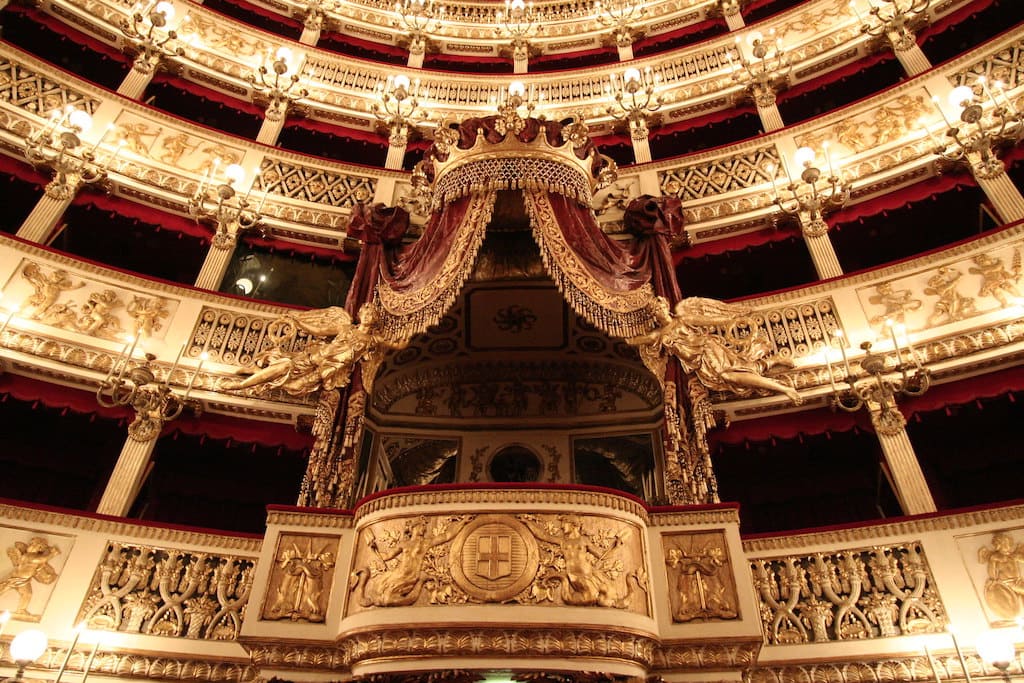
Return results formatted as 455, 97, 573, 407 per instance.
616, 43, 634, 61
194, 241, 237, 290
800, 222, 844, 280
299, 16, 323, 45
16, 189, 75, 244
976, 168, 1024, 224
407, 44, 425, 69
117, 61, 157, 100
96, 436, 158, 516
385, 143, 408, 170
870, 401, 937, 515
631, 123, 652, 164
754, 87, 785, 132
893, 41, 931, 76
723, 8, 744, 31
256, 112, 288, 146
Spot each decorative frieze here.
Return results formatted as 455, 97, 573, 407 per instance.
0, 56, 100, 118
78, 542, 256, 641
658, 145, 780, 201
257, 157, 375, 208
750, 542, 947, 645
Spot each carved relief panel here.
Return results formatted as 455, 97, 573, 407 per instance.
956, 526, 1024, 625
261, 534, 339, 623
347, 513, 649, 615
0, 528, 72, 621
5, 260, 175, 342
661, 530, 739, 623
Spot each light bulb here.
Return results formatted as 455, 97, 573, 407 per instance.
223, 164, 246, 186
508, 81, 526, 97
948, 85, 974, 110
623, 68, 641, 85
793, 146, 816, 169
154, 1, 175, 21
10, 629, 48, 664
393, 74, 411, 91
976, 629, 1016, 670
67, 109, 93, 134
746, 30, 763, 48
275, 47, 293, 64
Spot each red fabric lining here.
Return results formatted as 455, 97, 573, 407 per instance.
713, 366, 1024, 445
0, 372, 313, 449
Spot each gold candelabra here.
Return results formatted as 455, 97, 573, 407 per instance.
296, 0, 339, 32
823, 323, 930, 434
926, 79, 1024, 179
850, 0, 930, 52
770, 145, 850, 237
24, 107, 119, 200
96, 338, 208, 442
249, 48, 308, 121
593, 0, 646, 48
606, 67, 663, 139
372, 75, 427, 147
728, 29, 792, 108
393, 0, 445, 56
189, 162, 265, 248
120, 0, 184, 73
495, 0, 542, 63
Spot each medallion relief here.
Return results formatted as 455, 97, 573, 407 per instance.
261, 534, 338, 622
347, 513, 648, 614
662, 530, 739, 623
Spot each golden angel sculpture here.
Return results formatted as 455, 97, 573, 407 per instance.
631, 296, 801, 404
224, 304, 404, 396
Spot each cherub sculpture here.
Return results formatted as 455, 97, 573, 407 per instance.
223, 304, 403, 396
630, 296, 801, 404
21, 262, 83, 320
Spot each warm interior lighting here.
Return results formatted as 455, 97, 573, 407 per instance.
67, 109, 93, 134
153, 1, 175, 21
393, 74, 411, 91
508, 81, 526, 98
10, 629, 48, 664
794, 146, 816, 168
623, 67, 641, 85
746, 30, 763, 48
223, 163, 246, 186
976, 629, 1016, 671
948, 85, 975, 110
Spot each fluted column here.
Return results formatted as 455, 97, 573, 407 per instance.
892, 39, 931, 76
256, 108, 288, 145
407, 37, 426, 68
512, 40, 529, 74
16, 185, 76, 244
96, 435, 158, 516
976, 167, 1024, 223
869, 400, 936, 515
631, 124, 652, 164
117, 57, 159, 100
754, 87, 785, 132
194, 238, 237, 290
616, 42, 634, 61
299, 15, 323, 45
720, 5, 745, 31
799, 218, 844, 279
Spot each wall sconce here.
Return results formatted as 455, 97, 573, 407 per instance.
727, 29, 792, 107
393, 0, 445, 57
850, 0, 930, 52
8, 629, 48, 682
769, 144, 850, 237
119, 0, 184, 73
189, 162, 265, 249
593, 0, 646, 48
96, 337, 207, 442
495, 0, 542, 65
926, 78, 1024, 179
249, 47, 308, 121
24, 107, 120, 200
823, 323, 930, 433
371, 74, 427, 148
607, 67, 663, 139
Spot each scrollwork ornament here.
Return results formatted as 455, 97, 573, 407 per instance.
870, 403, 907, 436
800, 215, 830, 238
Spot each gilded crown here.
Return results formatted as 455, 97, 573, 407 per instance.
415, 111, 617, 209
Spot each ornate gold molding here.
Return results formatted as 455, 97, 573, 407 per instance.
743, 503, 1024, 554
0, 503, 263, 552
